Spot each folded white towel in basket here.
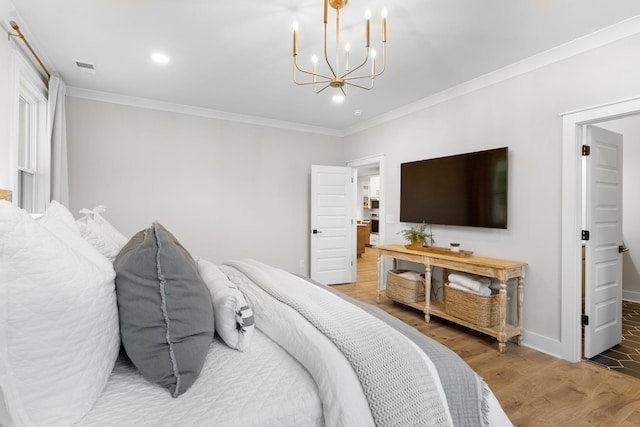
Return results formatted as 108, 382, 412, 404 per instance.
447, 282, 492, 296
398, 271, 423, 281
447, 272, 491, 293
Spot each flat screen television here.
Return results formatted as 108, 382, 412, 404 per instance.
400, 147, 508, 229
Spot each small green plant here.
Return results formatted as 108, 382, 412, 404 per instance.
398, 222, 434, 247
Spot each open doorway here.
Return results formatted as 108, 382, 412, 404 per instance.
348, 155, 385, 263
561, 96, 640, 363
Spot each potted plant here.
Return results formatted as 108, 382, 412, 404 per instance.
399, 222, 434, 249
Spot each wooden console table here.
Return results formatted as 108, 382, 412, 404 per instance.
376, 244, 526, 353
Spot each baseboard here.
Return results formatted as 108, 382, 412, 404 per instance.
519, 329, 567, 361
623, 290, 640, 303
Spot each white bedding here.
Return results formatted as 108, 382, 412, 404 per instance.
72, 261, 511, 427
221, 264, 377, 427
223, 260, 513, 427
76, 331, 323, 427
1, 202, 512, 426
77, 259, 511, 427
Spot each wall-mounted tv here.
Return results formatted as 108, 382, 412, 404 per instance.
400, 147, 508, 229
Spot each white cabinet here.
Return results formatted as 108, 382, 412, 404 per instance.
369, 176, 380, 198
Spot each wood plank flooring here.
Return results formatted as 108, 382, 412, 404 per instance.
332, 247, 640, 426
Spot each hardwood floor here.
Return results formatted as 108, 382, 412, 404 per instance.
332, 247, 640, 426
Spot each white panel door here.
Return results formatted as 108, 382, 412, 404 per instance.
584, 125, 623, 359
310, 165, 355, 285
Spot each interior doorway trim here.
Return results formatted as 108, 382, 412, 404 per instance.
561, 96, 640, 362
348, 154, 385, 246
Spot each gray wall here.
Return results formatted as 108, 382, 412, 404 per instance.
342, 32, 640, 358
65, 97, 344, 274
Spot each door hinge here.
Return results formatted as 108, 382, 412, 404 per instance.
582, 230, 590, 241
582, 314, 589, 326
582, 145, 591, 156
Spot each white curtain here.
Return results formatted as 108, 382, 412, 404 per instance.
48, 75, 69, 206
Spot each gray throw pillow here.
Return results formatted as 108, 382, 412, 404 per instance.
114, 223, 214, 397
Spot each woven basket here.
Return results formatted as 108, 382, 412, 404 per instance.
444, 283, 499, 327
386, 269, 425, 303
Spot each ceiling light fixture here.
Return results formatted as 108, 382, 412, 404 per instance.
151, 52, 170, 64
293, 0, 387, 97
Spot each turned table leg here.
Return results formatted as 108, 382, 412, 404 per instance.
424, 263, 432, 323
498, 279, 508, 352
516, 274, 524, 346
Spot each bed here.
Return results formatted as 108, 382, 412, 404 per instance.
0, 200, 512, 427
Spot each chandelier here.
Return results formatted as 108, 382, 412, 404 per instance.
292, 0, 387, 97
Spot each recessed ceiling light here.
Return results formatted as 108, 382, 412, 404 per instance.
354, 110, 362, 116
151, 52, 170, 64
332, 94, 345, 103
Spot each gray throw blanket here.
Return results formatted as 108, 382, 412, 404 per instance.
225, 259, 450, 427
308, 276, 490, 426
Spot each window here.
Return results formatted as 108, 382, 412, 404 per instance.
12, 52, 48, 213
18, 96, 36, 211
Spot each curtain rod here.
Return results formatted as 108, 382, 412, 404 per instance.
9, 20, 50, 79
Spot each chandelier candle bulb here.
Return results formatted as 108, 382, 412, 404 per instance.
365, 10, 371, 47
312, 55, 318, 88
345, 43, 350, 71
371, 48, 376, 74
324, 0, 328, 23
335, 11, 341, 73
382, 8, 387, 42
293, 22, 299, 56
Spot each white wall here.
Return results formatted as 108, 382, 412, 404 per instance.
343, 33, 640, 358
65, 97, 344, 274
599, 117, 640, 301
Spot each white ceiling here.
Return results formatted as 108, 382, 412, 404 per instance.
6, 0, 640, 132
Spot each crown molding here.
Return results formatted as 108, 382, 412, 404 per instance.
67, 15, 640, 139
342, 14, 640, 136
66, 87, 343, 137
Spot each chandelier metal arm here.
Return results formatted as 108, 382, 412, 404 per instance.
322, 19, 338, 78
341, 42, 386, 81
345, 79, 375, 90
340, 48, 372, 80
293, 57, 333, 82
292, 59, 336, 93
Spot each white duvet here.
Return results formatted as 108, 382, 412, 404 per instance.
74, 260, 511, 427
0, 256, 513, 427
77, 331, 323, 427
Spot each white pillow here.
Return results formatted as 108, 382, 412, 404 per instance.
0, 201, 120, 426
76, 205, 128, 262
197, 258, 255, 351
39, 201, 112, 268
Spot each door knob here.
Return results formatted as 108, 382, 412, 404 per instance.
312, 229, 323, 234
619, 245, 630, 253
